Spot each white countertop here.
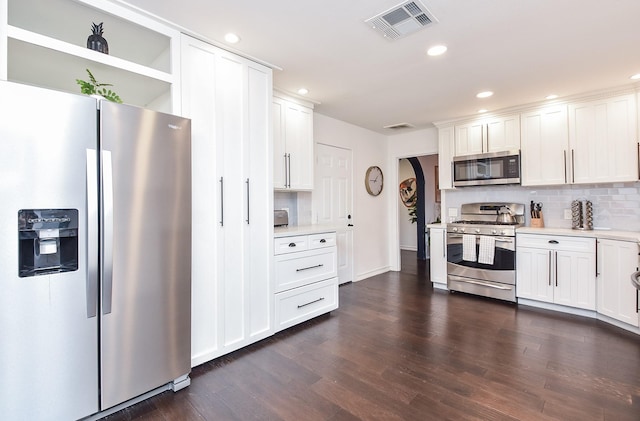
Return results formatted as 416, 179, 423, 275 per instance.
427, 223, 640, 242
516, 227, 640, 242
274, 224, 343, 238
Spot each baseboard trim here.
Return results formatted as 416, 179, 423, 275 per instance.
355, 266, 390, 282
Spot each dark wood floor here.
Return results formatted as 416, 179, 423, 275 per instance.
104, 251, 640, 420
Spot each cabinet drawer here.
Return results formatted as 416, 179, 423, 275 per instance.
274, 235, 308, 255
517, 234, 595, 252
309, 232, 337, 249
275, 277, 338, 332
275, 247, 337, 292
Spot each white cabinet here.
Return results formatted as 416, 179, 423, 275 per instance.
437, 126, 454, 189
454, 114, 520, 156
273, 94, 314, 190
516, 234, 596, 310
274, 232, 338, 331
429, 226, 447, 288
597, 239, 639, 327
568, 94, 638, 184
520, 105, 569, 186
522, 94, 639, 186
1, 0, 180, 113
182, 34, 273, 367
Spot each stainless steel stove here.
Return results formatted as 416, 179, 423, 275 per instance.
446, 203, 525, 302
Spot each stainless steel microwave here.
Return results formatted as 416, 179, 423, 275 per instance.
453, 150, 521, 187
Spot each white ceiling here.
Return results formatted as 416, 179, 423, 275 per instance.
123, 0, 640, 134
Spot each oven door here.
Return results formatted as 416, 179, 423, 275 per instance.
446, 233, 515, 285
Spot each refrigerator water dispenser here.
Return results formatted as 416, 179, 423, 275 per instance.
18, 209, 79, 277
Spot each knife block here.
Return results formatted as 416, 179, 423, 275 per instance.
530, 212, 544, 228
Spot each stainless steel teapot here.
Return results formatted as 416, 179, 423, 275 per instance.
496, 206, 516, 224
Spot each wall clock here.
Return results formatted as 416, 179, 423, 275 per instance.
365, 165, 384, 196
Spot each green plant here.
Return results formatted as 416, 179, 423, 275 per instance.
76, 68, 122, 103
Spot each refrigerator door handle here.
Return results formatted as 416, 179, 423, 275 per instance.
102, 150, 114, 315
86, 149, 98, 318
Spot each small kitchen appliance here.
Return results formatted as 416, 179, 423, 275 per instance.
453, 150, 521, 187
274, 209, 289, 227
446, 202, 525, 302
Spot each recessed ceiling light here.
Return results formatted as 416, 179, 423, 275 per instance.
476, 91, 493, 99
546, 94, 558, 100
427, 45, 447, 56
297, 88, 309, 95
478, 109, 488, 114
630, 73, 640, 80
224, 33, 240, 44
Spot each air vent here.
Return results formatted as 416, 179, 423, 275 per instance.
383, 122, 415, 130
365, 0, 437, 41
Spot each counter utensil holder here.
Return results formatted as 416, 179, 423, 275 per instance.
571, 199, 593, 230
530, 211, 544, 228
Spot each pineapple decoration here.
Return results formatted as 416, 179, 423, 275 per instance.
87, 22, 109, 54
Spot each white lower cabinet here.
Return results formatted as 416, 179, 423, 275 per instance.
516, 234, 596, 310
597, 239, 639, 327
429, 227, 447, 288
274, 232, 338, 332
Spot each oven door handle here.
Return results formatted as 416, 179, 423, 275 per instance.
447, 234, 514, 244
451, 277, 513, 291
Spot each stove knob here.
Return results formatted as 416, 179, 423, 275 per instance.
492, 229, 497, 235
452, 227, 458, 233
475, 228, 480, 234
460, 228, 466, 233
501, 230, 507, 235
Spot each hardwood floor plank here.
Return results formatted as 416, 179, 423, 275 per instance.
102, 251, 640, 420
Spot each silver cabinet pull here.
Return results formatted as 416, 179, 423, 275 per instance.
296, 264, 324, 272
219, 177, 224, 226
555, 250, 558, 287
245, 178, 250, 225
287, 153, 292, 188
563, 150, 567, 184
571, 149, 575, 183
86, 149, 98, 318
548, 250, 552, 286
298, 297, 325, 309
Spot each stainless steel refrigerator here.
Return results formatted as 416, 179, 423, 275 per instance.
0, 81, 192, 420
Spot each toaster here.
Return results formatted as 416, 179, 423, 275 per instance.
274, 209, 289, 227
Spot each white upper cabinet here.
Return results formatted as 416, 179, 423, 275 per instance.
2, 0, 180, 113
522, 94, 639, 187
437, 126, 454, 189
273, 94, 314, 190
454, 114, 520, 157
568, 94, 638, 184
520, 105, 569, 186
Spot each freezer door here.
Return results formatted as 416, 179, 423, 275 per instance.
0, 82, 99, 420
99, 101, 192, 409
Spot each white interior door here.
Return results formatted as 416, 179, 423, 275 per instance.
314, 143, 353, 284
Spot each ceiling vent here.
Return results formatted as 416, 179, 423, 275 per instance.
365, 1, 437, 41
383, 122, 415, 130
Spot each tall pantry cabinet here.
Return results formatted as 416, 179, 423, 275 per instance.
181, 34, 273, 367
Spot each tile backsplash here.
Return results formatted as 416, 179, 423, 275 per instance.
445, 182, 640, 232
274, 191, 313, 226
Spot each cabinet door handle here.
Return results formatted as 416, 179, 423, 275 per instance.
555, 251, 558, 287
637, 142, 639, 180
320, 239, 326, 243
298, 297, 325, 309
571, 149, 575, 183
245, 178, 250, 225
283, 153, 289, 188
563, 150, 567, 184
288, 242, 297, 247
548, 240, 559, 244
219, 177, 224, 226
595, 240, 599, 276
287, 153, 292, 188
548, 250, 552, 286
296, 264, 324, 272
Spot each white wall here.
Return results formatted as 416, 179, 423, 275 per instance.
313, 113, 390, 281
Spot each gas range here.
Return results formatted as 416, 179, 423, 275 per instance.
447, 203, 525, 237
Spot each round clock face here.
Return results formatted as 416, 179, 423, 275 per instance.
365, 166, 384, 196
